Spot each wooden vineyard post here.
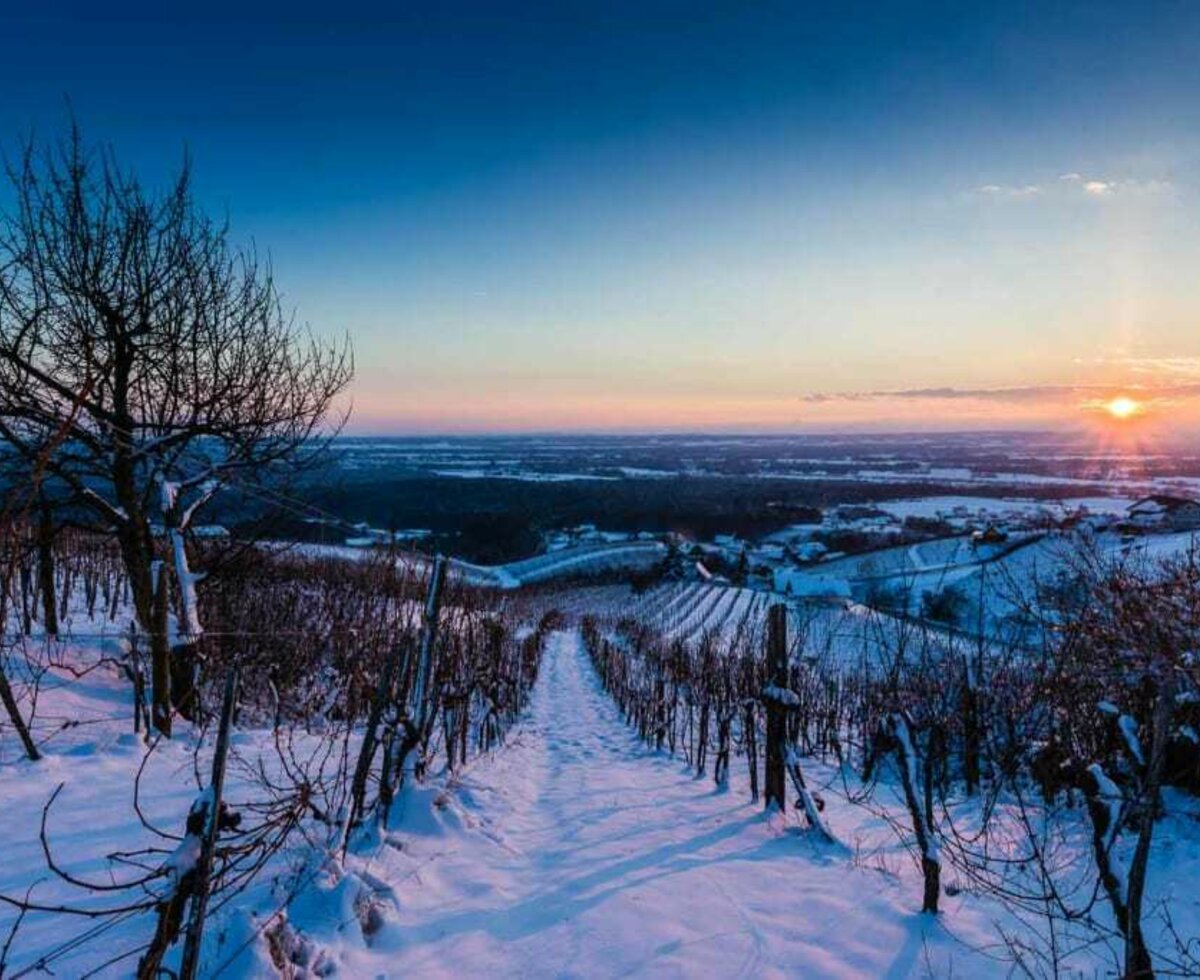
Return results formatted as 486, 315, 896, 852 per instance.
410, 555, 447, 760
388, 551, 451, 796
380, 553, 448, 820
764, 603, 787, 812
178, 669, 239, 980
348, 646, 398, 828
411, 555, 447, 722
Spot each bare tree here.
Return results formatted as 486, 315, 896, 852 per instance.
0, 124, 352, 735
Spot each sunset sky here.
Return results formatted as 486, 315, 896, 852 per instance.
4, 2, 1200, 433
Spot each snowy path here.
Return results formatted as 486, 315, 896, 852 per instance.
348, 631, 988, 978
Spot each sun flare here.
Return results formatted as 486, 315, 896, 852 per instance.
1106, 396, 1142, 420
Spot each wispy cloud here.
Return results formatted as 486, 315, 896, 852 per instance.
1118, 355, 1200, 379
803, 385, 1078, 404
1060, 173, 1112, 196
972, 172, 1173, 202
882, 385, 1077, 402
976, 183, 1042, 199
1058, 172, 1173, 198
803, 382, 1200, 405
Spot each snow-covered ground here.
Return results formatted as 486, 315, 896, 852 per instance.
0, 628, 1012, 977
873, 494, 1137, 521
271, 540, 667, 590
317, 631, 1008, 978
3, 626, 1196, 977
0, 636, 343, 976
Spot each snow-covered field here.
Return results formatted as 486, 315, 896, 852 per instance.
4, 538, 1200, 977
0, 632, 1045, 978
4, 620, 1199, 977
317, 631, 1011, 978
873, 494, 1137, 521
272, 540, 667, 590
325, 436, 1200, 521
1, 644, 329, 975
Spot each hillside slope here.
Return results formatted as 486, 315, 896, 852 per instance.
326, 630, 1004, 978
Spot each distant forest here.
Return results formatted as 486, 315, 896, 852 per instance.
264, 472, 1095, 563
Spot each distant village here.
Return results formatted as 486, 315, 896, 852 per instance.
538, 493, 1200, 594
298, 493, 1200, 605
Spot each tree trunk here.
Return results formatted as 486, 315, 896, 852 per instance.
961, 654, 980, 795
388, 557, 446, 798
36, 493, 57, 637
744, 700, 759, 802
113, 507, 174, 737
166, 526, 199, 719
349, 648, 398, 827
0, 563, 39, 761
787, 751, 835, 842
654, 671, 666, 752
1123, 681, 1171, 979
714, 709, 731, 787
171, 642, 199, 721
108, 373, 177, 737
886, 713, 940, 913
149, 561, 173, 737
0, 659, 39, 761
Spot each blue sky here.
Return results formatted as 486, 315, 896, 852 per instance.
4, 2, 1200, 431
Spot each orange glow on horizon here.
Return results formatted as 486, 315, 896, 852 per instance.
345, 377, 1200, 435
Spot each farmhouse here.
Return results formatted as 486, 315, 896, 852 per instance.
971, 524, 1008, 546
1127, 494, 1200, 531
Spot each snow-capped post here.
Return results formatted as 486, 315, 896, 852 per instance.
879, 712, 940, 913
178, 668, 240, 980
139, 669, 239, 979
380, 554, 448, 811
348, 646, 400, 830
411, 556, 447, 756
764, 602, 788, 812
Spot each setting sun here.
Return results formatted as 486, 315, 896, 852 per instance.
1106, 396, 1142, 420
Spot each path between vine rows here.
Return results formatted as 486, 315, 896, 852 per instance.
346, 630, 996, 978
